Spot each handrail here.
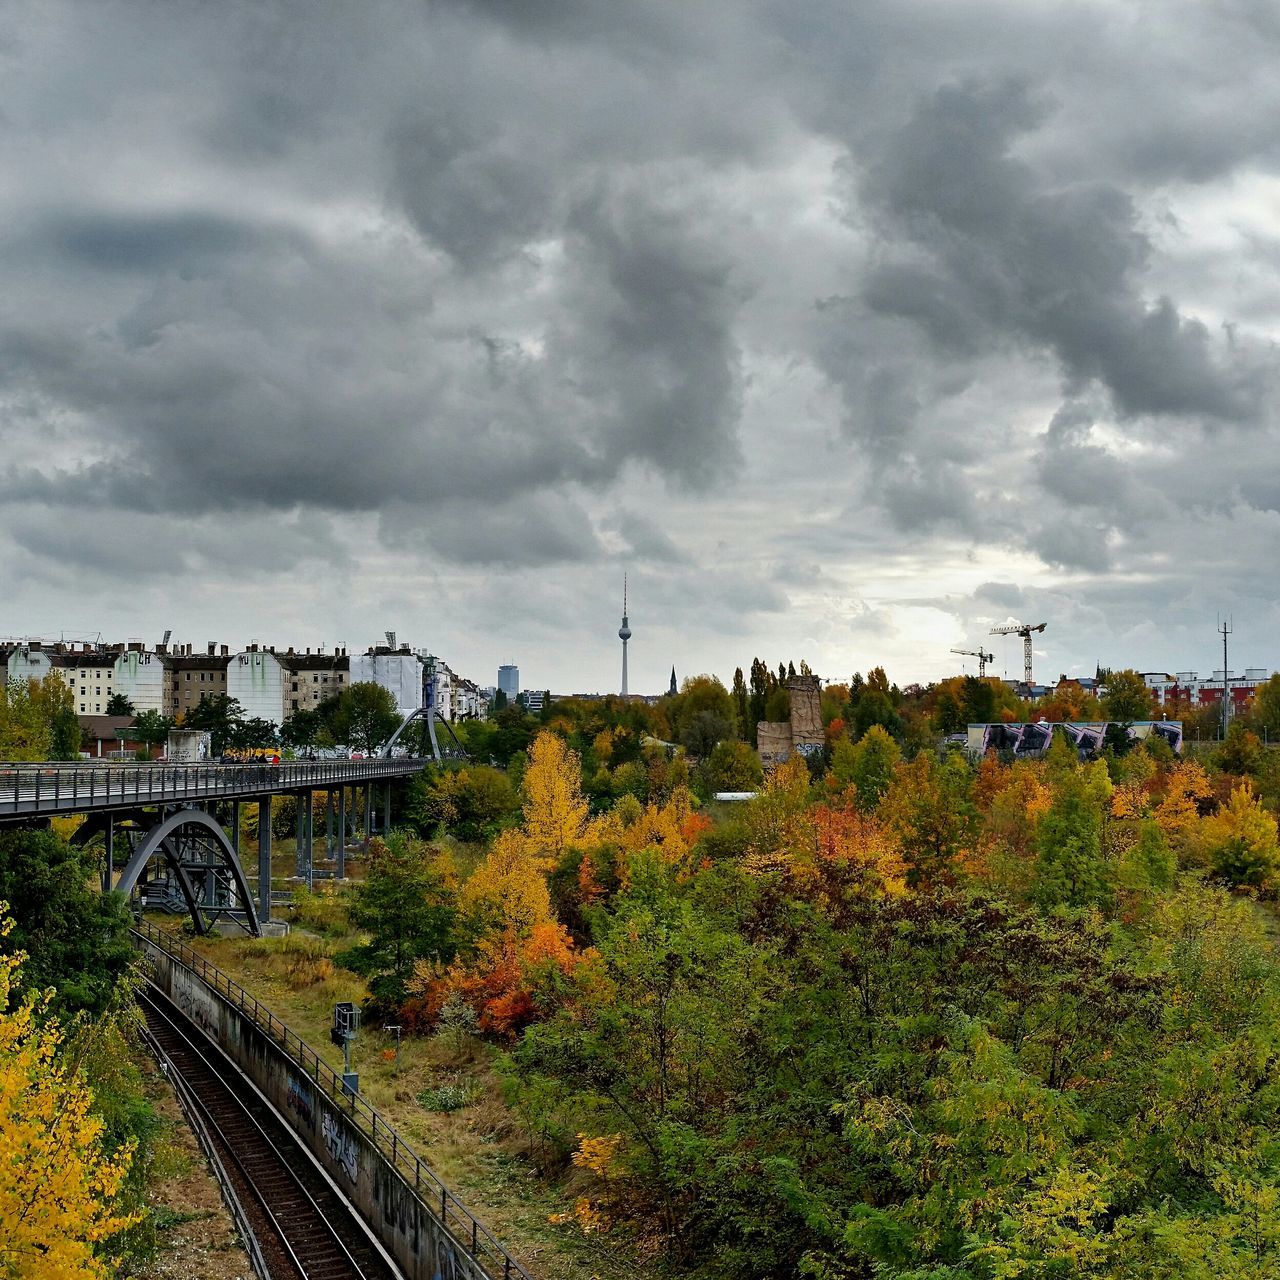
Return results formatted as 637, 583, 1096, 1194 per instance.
0, 757, 425, 818
132, 920, 530, 1280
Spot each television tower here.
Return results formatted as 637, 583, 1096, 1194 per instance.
618, 575, 632, 697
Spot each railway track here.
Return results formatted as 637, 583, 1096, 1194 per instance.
140, 984, 403, 1280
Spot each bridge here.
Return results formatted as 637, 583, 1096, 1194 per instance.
0, 757, 427, 937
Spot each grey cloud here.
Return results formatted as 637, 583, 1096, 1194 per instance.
555, 190, 746, 487
608, 510, 688, 564
379, 491, 603, 567
861, 79, 1258, 423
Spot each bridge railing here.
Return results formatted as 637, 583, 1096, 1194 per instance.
132, 919, 531, 1280
0, 757, 425, 817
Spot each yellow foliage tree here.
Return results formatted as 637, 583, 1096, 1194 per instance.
1155, 760, 1213, 848
462, 830, 554, 935
522, 731, 589, 869
0, 920, 137, 1278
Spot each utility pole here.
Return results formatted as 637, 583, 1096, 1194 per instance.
1219, 615, 1233, 741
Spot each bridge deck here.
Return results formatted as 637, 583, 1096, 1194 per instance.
0, 758, 425, 822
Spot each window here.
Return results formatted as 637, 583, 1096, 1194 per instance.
79, 704, 84, 712
185, 673, 191, 682
291, 681, 298, 692
313, 675, 319, 683
291, 699, 298, 710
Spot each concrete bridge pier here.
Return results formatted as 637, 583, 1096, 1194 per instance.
258, 797, 272, 923
336, 787, 347, 879
384, 783, 392, 832
103, 815, 114, 892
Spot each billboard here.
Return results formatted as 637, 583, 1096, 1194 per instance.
966, 720, 1182, 760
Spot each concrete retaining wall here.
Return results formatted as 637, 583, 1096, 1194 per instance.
143, 941, 500, 1280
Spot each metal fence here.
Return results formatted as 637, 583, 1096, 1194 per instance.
0, 757, 424, 819
132, 920, 531, 1280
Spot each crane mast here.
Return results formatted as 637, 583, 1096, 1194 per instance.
950, 646, 994, 678
989, 622, 1047, 686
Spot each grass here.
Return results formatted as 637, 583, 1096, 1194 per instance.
160, 916, 670, 1280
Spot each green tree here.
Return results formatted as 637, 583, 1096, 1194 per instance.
184, 693, 245, 754
668, 676, 738, 753
280, 706, 327, 752
104, 693, 134, 717
344, 833, 461, 1006
931, 689, 964, 735
831, 725, 902, 811
1032, 773, 1112, 910
131, 709, 172, 751
1213, 721, 1264, 777
960, 674, 997, 725
0, 828, 135, 1018
331, 682, 401, 754
408, 765, 520, 841
748, 658, 770, 746
1101, 669, 1156, 721
703, 740, 763, 793
42, 675, 81, 761
1249, 672, 1280, 740
226, 717, 278, 751
731, 667, 749, 738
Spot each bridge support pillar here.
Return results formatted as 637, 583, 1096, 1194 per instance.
384, 783, 391, 832
363, 785, 372, 849
232, 801, 241, 864
325, 790, 334, 864
336, 787, 346, 879
297, 790, 313, 887
258, 797, 272, 923
103, 816, 114, 892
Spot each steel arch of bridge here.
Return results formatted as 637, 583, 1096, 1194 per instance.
113, 808, 260, 937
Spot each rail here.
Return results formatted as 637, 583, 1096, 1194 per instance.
0, 757, 424, 820
132, 919, 531, 1280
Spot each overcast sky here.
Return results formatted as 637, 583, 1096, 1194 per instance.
2, 1, 1277, 695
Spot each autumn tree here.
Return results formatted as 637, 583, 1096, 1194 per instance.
1196, 782, 1280, 890
0, 920, 138, 1278
462, 830, 554, 935
879, 751, 975, 887
0, 679, 51, 760
522, 731, 589, 866
1213, 721, 1265, 777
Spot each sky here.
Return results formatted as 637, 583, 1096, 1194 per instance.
1, 1, 1278, 696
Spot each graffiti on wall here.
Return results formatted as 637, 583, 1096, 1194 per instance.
286, 1073, 315, 1130
171, 966, 220, 1040
321, 1110, 359, 1184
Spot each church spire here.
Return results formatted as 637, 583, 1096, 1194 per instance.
669, 665, 677, 696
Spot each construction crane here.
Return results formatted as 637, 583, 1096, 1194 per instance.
950, 646, 995, 677
990, 621, 1047, 686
